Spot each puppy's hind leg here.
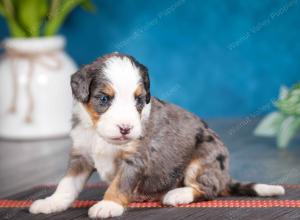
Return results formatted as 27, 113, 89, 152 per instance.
163, 187, 203, 206
29, 152, 94, 214
163, 159, 205, 206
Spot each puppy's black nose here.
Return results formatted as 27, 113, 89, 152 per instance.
118, 125, 131, 135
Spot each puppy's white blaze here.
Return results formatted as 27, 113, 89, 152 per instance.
254, 184, 285, 197
88, 200, 124, 219
104, 56, 140, 95
163, 187, 194, 206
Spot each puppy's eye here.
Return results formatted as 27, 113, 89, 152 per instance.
99, 95, 110, 105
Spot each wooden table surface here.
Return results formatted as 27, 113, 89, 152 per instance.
1, 118, 300, 198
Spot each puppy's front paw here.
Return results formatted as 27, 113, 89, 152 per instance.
88, 200, 124, 219
29, 196, 71, 214
163, 187, 194, 206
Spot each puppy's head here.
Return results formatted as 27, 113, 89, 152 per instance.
71, 53, 151, 145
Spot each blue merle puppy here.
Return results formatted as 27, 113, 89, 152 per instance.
30, 53, 285, 219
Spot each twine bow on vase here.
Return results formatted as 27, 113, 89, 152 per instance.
2, 45, 62, 123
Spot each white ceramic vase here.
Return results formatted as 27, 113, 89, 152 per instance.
0, 36, 77, 139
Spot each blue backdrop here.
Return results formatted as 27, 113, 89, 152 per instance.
0, 0, 299, 117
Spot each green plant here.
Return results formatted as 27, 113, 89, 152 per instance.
254, 82, 300, 148
0, 0, 95, 38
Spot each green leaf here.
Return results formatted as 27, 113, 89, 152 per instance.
276, 82, 300, 116
277, 116, 300, 148
5, 17, 27, 37
44, 0, 84, 36
0, 2, 5, 16
44, 0, 96, 36
2, 0, 28, 37
279, 85, 289, 100
1, 0, 95, 37
15, 0, 47, 37
80, 0, 96, 12
39, 0, 48, 19
47, 0, 60, 20
254, 112, 285, 137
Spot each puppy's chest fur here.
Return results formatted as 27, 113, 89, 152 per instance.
71, 125, 121, 183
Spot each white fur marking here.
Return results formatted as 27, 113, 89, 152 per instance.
104, 56, 140, 92
29, 197, 70, 214
141, 102, 151, 122
254, 184, 285, 197
73, 102, 93, 128
163, 187, 194, 206
184, 160, 200, 187
30, 175, 86, 214
70, 120, 120, 183
88, 200, 124, 219
93, 56, 144, 142
93, 145, 119, 183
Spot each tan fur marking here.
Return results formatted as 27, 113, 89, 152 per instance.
103, 83, 115, 97
134, 84, 144, 98
106, 141, 141, 205
103, 173, 130, 206
192, 187, 205, 199
124, 141, 139, 154
184, 159, 204, 195
116, 140, 139, 161
219, 189, 230, 197
67, 149, 94, 176
85, 102, 100, 126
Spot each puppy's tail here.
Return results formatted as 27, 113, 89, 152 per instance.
225, 181, 285, 197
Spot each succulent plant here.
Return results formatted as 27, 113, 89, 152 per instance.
254, 82, 300, 148
0, 0, 95, 38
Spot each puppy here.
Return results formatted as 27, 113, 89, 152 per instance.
30, 53, 285, 218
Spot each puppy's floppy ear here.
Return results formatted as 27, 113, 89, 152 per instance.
71, 68, 92, 103
139, 64, 151, 104
128, 55, 151, 104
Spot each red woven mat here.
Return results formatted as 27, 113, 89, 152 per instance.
1, 184, 299, 209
